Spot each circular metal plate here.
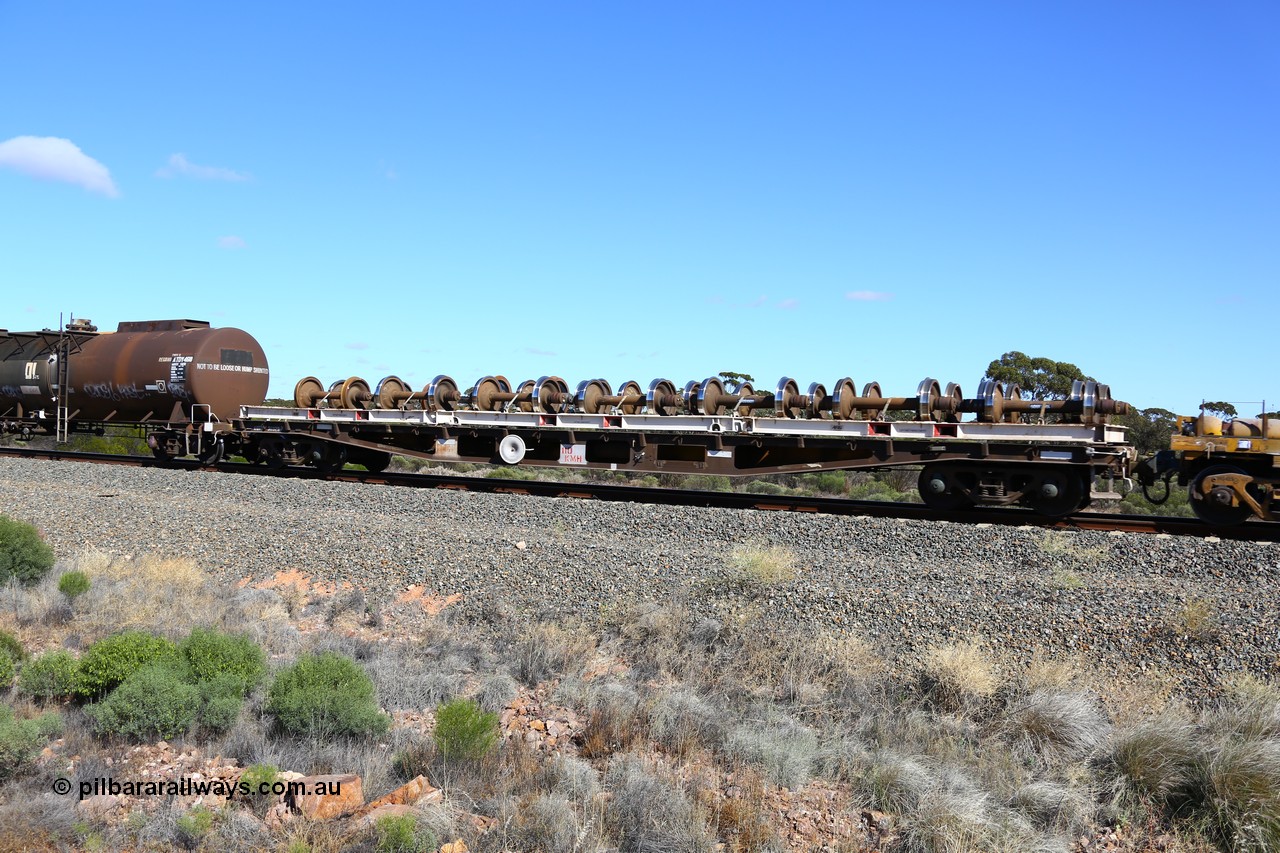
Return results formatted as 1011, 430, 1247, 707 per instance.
498, 433, 527, 464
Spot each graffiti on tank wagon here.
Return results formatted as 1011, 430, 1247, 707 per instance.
81, 381, 146, 402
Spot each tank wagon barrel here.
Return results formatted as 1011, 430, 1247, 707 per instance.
0, 318, 268, 441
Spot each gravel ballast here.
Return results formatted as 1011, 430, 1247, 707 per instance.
1, 457, 1276, 696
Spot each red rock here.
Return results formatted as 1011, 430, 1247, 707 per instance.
76, 794, 119, 820
288, 774, 364, 819
358, 775, 441, 814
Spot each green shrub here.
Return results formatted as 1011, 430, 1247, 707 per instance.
0, 704, 62, 779
176, 805, 214, 845
266, 652, 390, 738
0, 515, 55, 585
434, 697, 499, 763
19, 650, 80, 702
0, 630, 24, 664
237, 763, 279, 814
197, 673, 247, 732
57, 570, 91, 601
375, 812, 437, 853
85, 662, 199, 740
178, 627, 266, 694
76, 631, 178, 699
0, 653, 13, 689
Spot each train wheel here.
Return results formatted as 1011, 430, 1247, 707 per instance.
359, 452, 392, 474
315, 444, 348, 474
918, 465, 973, 510
196, 438, 224, 466
1026, 470, 1086, 517
1189, 465, 1255, 526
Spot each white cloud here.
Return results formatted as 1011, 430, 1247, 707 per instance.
156, 153, 249, 181
217, 235, 246, 250
777, 298, 799, 310
746, 295, 768, 308
846, 290, 892, 302
0, 136, 119, 197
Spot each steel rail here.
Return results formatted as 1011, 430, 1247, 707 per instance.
1, 446, 1276, 542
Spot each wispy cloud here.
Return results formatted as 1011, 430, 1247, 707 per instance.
0, 136, 119, 197
217, 235, 246, 250
346, 342, 369, 351
746, 295, 768, 308
156, 153, 249, 181
777, 298, 799, 310
846, 290, 892, 302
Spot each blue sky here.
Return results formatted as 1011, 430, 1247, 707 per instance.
1, 2, 1276, 415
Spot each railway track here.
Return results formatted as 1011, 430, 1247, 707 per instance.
2, 445, 1277, 542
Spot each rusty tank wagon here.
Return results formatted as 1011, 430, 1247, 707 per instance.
0, 318, 268, 456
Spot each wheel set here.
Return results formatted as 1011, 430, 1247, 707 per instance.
292, 372, 1129, 424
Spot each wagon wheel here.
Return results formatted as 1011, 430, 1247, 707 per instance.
1189, 464, 1258, 526
1026, 469, 1087, 518
294, 376, 325, 408
831, 377, 857, 420
615, 380, 643, 415
426, 375, 459, 412
375, 375, 411, 410
918, 464, 973, 510
339, 377, 371, 410
196, 437, 224, 466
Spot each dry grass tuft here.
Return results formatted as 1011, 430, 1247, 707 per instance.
580, 682, 647, 759
76, 550, 221, 637
1038, 530, 1108, 567
1109, 713, 1200, 802
920, 640, 1000, 713
513, 622, 595, 687
725, 544, 800, 590
605, 755, 715, 853
1006, 690, 1110, 763
725, 713, 818, 789
1168, 597, 1219, 642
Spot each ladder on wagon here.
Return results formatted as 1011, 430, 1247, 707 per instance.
54, 328, 71, 443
